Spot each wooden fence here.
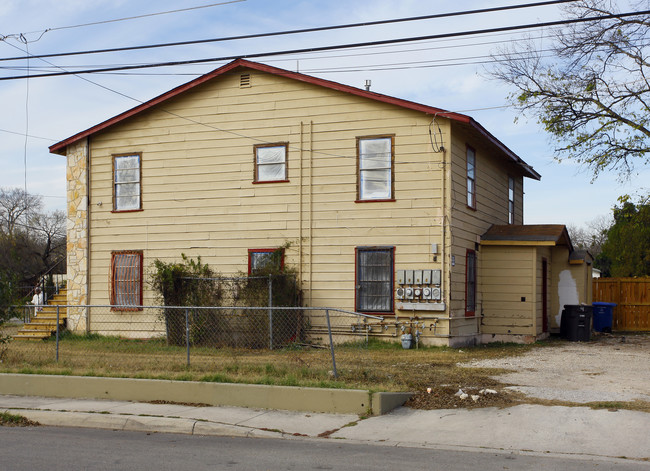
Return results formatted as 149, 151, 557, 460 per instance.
593, 277, 650, 331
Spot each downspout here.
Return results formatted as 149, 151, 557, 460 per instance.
85, 137, 91, 332
299, 122, 303, 285
309, 121, 314, 305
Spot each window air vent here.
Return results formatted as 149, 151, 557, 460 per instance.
240, 73, 251, 88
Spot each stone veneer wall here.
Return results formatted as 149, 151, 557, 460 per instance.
66, 139, 88, 331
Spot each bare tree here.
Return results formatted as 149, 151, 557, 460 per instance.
29, 210, 66, 270
0, 187, 42, 237
491, 0, 650, 180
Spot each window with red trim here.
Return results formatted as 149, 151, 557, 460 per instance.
248, 248, 284, 274
357, 136, 394, 201
113, 154, 141, 211
110, 251, 143, 310
254, 143, 288, 183
508, 176, 515, 224
355, 247, 394, 313
465, 249, 476, 317
466, 146, 476, 209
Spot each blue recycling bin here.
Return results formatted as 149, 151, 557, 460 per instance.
592, 302, 616, 333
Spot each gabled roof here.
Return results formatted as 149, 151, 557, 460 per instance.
49, 58, 540, 180
481, 224, 573, 251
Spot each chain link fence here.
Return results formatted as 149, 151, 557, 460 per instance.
1, 304, 384, 378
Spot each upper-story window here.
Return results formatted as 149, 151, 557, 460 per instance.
466, 146, 476, 209
113, 154, 141, 211
508, 176, 515, 224
357, 136, 394, 201
254, 143, 288, 183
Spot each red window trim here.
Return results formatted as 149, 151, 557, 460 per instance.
354, 246, 395, 315
110, 250, 143, 311
466, 145, 476, 211
354, 198, 396, 204
112, 153, 142, 212
356, 135, 395, 202
465, 249, 476, 317
508, 175, 515, 224
247, 248, 285, 274
253, 142, 289, 183
252, 180, 290, 185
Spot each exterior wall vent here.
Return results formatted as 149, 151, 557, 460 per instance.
240, 73, 251, 88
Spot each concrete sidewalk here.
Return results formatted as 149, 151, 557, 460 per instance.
2, 394, 649, 462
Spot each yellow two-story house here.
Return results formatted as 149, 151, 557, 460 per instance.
51, 59, 591, 346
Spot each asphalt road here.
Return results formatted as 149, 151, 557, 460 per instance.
0, 426, 643, 471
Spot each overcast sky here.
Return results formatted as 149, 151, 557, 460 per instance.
1, 0, 647, 227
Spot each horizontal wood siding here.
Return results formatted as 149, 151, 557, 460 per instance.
448, 124, 527, 324
479, 246, 536, 335
87, 68, 447, 314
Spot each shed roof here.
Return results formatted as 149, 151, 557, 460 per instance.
481, 225, 573, 250
49, 58, 540, 180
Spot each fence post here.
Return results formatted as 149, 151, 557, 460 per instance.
185, 308, 190, 367
268, 274, 273, 350
56, 305, 60, 362
325, 309, 338, 378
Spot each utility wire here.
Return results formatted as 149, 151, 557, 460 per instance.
1, 9, 646, 81
0, 1, 578, 62
0, 32, 566, 72
0, 127, 56, 141
2, 0, 246, 38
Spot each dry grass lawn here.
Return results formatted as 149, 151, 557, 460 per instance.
1, 327, 648, 412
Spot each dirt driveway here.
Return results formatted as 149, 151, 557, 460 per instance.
463, 333, 650, 404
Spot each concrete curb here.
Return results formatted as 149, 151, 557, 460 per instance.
0, 374, 410, 416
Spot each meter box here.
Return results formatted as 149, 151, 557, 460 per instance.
414, 270, 423, 285
396, 270, 406, 285
405, 270, 414, 285
431, 269, 441, 286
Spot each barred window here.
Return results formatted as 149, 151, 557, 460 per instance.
356, 247, 394, 313
110, 251, 143, 310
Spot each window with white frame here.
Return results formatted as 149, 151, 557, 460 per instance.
113, 154, 141, 211
254, 143, 288, 182
358, 136, 393, 201
467, 146, 476, 209
508, 176, 515, 224
356, 247, 394, 313
110, 251, 143, 310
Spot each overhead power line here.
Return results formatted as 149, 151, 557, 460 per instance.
1, 9, 647, 81
0, 1, 578, 62
1, 1, 247, 38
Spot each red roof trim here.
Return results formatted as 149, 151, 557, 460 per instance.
48, 59, 539, 180
49, 59, 468, 155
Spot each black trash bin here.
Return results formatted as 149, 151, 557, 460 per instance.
560, 304, 593, 341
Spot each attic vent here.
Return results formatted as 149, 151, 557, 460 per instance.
240, 73, 251, 88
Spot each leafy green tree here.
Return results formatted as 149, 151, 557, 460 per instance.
491, 0, 650, 179
596, 196, 650, 276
